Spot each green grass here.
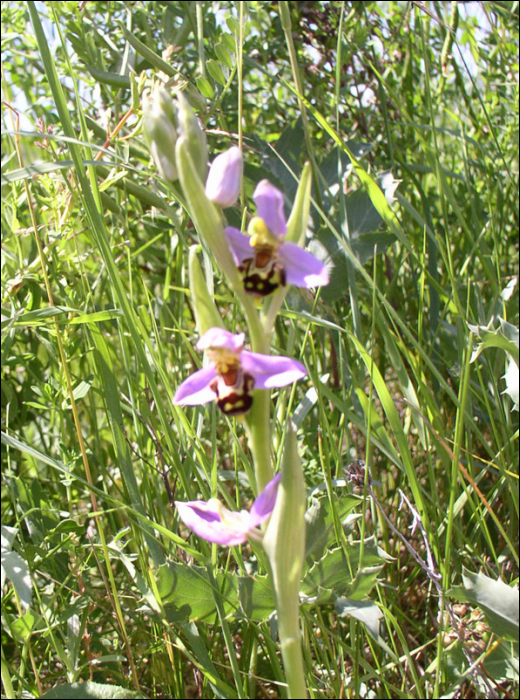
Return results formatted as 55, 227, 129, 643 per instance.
1, 1, 518, 698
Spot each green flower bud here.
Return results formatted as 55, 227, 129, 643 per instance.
176, 91, 208, 184
142, 87, 178, 182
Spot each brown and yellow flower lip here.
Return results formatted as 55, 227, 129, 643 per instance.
210, 371, 255, 416
239, 254, 287, 297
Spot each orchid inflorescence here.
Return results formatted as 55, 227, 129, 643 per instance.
145, 89, 321, 697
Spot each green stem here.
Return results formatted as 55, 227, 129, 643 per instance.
246, 389, 273, 494
278, 615, 307, 700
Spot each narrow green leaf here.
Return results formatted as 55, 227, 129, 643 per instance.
120, 25, 177, 77
90, 325, 164, 566
206, 59, 227, 86
83, 63, 131, 89
348, 333, 426, 520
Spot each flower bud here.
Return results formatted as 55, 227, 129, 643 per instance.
205, 146, 243, 207
176, 92, 208, 184
142, 87, 178, 182
175, 136, 242, 289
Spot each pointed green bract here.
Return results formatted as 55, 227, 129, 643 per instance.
263, 424, 307, 698
176, 137, 242, 288
263, 424, 306, 604
285, 161, 312, 245
189, 246, 225, 335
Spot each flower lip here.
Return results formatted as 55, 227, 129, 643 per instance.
175, 473, 282, 545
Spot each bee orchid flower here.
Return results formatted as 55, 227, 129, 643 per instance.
175, 473, 281, 545
173, 327, 307, 416
225, 180, 329, 297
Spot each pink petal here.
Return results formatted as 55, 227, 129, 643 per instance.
205, 146, 243, 207
241, 351, 306, 389
175, 501, 239, 545
225, 226, 254, 265
249, 473, 281, 528
253, 180, 287, 236
176, 501, 252, 545
173, 364, 218, 405
196, 327, 245, 353
278, 242, 330, 287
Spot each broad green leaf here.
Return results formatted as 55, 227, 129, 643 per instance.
215, 43, 233, 69
304, 494, 362, 564
11, 610, 36, 643
302, 542, 385, 602
1, 526, 32, 610
336, 598, 383, 637
156, 561, 238, 622
196, 75, 214, 99
470, 324, 520, 365
238, 574, 276, 622
40, 682, 145, 699
449, 568, 519, 642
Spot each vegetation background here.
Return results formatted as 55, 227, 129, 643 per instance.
1, 1, 518, 698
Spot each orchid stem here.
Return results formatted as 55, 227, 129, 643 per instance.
246, 388, 273, 494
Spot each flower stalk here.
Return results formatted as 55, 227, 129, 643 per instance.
245, 388, 274, 492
